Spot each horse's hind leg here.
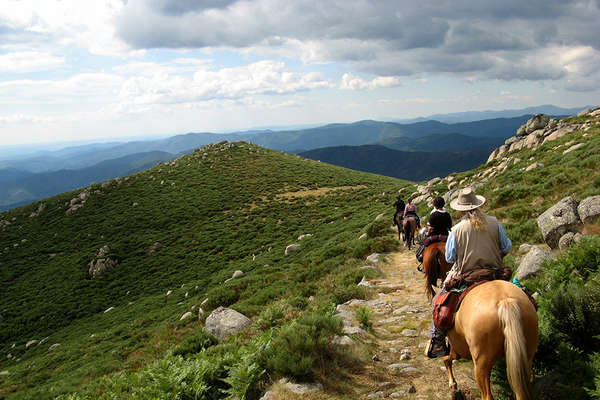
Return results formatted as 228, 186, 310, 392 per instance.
473, 358, 495, 400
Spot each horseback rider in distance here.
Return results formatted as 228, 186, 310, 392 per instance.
392, 196, 405, 228
416, 196, 452, 263
403, 198, 421, 229
425, 187, 512, 358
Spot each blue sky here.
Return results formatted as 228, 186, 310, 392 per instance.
1, 0, 599, 145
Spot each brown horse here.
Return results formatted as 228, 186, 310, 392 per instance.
402, 217, 417, 249
394, 213, 404, 240
443, 280, 539, 400
421, 241, 453, 299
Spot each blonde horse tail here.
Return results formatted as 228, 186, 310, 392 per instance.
498, 298, 533, 400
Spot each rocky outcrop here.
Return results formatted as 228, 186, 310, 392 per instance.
204, 306, 251, 341
487, 109, 600, 164
224, 270, 244, 283
537, 197, 582, 249
66, 190, 90, 215
558, 232, 582, 250
577, 195, 600, 224
515, 246, 557, 281
29, 203, 46, 218
88, 246, 118, 278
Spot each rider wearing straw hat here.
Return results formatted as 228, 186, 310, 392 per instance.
425, 187, 512, 358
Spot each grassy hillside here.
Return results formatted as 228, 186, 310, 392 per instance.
0, 142, 411, 399
0, 151, 178, 211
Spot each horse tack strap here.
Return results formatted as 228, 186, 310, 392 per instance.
432, 280, 489, 330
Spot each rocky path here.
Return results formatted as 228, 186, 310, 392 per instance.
335, 250, 480, 400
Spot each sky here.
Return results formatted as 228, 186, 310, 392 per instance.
1, 0, 599, 146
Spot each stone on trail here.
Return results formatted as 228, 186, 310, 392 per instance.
366, 253, 382, 264
278, 378, 323, 394
401, 329, 418, 337
204, 306, 251, 341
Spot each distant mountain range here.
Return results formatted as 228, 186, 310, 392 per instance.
0, 105, 586, 211
299, 145, 490, 181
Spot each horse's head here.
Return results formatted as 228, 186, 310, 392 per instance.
422, 241, 453, 299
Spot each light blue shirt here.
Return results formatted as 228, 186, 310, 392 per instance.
445, 220, 512, 263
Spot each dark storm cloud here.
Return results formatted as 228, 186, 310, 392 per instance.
114, 0, 600, 83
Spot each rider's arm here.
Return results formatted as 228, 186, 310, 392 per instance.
498, 223, 512, 257
445, 232, 457, 263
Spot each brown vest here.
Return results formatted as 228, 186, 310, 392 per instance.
452, 214, 503, 275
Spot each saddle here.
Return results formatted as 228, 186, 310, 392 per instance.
432, 281, 487, 330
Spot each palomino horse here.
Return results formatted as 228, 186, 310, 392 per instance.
402, 217, 417, 249
443, 280, 539, 400
421, 241, 453, 299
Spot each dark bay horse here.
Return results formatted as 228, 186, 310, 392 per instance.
444, 281, 539, 400
421, 241, 453, 299
402, 217, 417, 249
394, 213, 404, 240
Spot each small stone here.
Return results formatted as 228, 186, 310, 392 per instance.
401, 329, 418, 337
104, 307, 114, 313
0, 371, 9, 376
166, 290, 172, 296
49, 343, 61, 350
180, 312, 193, 321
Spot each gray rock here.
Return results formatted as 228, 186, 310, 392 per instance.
515, 246, 557, 281
578, 195, 600, 224
368, 391, 385, 399
231, 270, 244, 279
343, 325, 366, 337
258, 390, 274, 400
104, 307, 115, 313
563, 143, 586, 154
89, 257, 117, 279
518, 243, 532, 254
25, 340, 38, 348
278, 379, 323, 394
204, 306, 251, 341
284, 243, 301, 255
525, 162, 544, 171
0, 371, 9, 376
375, 213, 386, 221
180, 312, 193, 321
558, 232, 583, 250
390, 391, 406, 398
332, 335, 354, 346
358, 276, 372, 287
537, 196, 583, 248
428, 177, 441, 186
578, 108, 594, 116
29, 203, 46, 218
297, 233, 313, 240
524, 114, 550, 135
49, 343, 61, 350
401, 329, 418, 337
358, 233, 368, 240
366, 253, 382, 264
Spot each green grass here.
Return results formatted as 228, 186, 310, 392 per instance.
0, 142, 410, 399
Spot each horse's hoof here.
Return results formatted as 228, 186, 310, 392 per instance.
451, 390, 466, 400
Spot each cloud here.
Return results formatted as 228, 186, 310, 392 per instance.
117, 60, 333, 106
113, 0, 600, 85
339, 73, 401, 90
0, 51, 65, 73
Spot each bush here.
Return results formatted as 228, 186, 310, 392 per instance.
171, 328, 218, 357
366, 219, 392, 238
370, 236, 398, 253
261, 311, 343, 380
356, 306, 372, 331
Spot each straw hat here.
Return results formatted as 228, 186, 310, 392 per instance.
449, 187, 486, 211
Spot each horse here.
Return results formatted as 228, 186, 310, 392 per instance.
442, 280, 539, 400
393, 212, 405, 240
402, 217, 417, 249
421, 241, 453, 299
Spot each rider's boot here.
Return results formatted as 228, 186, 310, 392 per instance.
425, 337, 449, 358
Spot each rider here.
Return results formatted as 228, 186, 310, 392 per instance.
392, 196, 405, 227
403, 198, 421, 229
416, 196, 452, 263
425, 187, 512, 358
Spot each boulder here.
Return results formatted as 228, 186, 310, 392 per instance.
577, 195, 600, 224
375, 213, 385, 221
297, 233, 313, 240
427, 177, 441, 186
563, 143, 586, 154
515, 246, 557, 281
180, 312, 193, 321
278, 379, 323, 394
204, 306, 251, 341
525, 162, 544, 171
558, 232, 583, 250
25, 340, 38, 348
285, 243, 301, 255
366, 253, 381, 264
537, 196, 582, 248
89, 257, 117, 279
524, 114, 550, 135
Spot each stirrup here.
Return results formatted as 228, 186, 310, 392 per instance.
417, 263, 423, 272
425, 338, 449, 359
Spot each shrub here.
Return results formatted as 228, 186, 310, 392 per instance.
171, 328, 217, 357
261, 311, 343, 380
366, 219, 391, 238
356, 306, 372, 331
370, 236, 398, 253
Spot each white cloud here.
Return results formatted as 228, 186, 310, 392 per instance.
0, 51, 65, 73
340, 73, 401, 90
118, 60, 333, 106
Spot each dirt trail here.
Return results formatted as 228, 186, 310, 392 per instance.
354, 249, 480, 399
